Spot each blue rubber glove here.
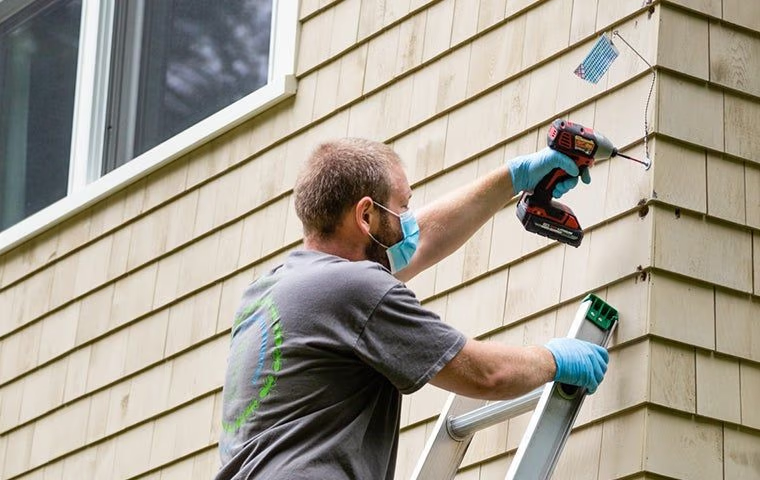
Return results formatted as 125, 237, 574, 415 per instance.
507, 147, 592, 198
544, 338, 609, 394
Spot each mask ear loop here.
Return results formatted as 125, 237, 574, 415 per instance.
372, 200, 400, 218
368, 231, 390, 249
367, 200, 395, 249
611, 30, 656, 170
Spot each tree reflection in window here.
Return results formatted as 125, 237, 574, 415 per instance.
107, 0, 274, 171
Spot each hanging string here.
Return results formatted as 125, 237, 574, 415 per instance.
611, 30, 656, 165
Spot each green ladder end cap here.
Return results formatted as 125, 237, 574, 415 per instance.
582, 293, 619, 331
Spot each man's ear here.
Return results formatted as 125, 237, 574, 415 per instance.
355, 196, 374, 235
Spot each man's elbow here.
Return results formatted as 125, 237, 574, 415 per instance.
470, 369, 525, 400
440, 367, 512, 400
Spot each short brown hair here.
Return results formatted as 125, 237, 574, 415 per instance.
294, 138, 400, 238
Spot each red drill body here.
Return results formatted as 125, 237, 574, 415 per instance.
516, 119, 618, 247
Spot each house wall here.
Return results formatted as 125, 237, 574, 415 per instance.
640, 1, 760, 479
0, 0, 757, 479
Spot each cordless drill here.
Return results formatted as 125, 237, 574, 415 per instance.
516, 119, 620, 247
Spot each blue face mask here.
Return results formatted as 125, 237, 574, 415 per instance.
369, 201, 420, 274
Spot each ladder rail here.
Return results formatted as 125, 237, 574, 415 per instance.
505, 298, 617, 480
409, 394, 484, 480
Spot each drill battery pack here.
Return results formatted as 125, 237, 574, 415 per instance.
516, 193, 584, 247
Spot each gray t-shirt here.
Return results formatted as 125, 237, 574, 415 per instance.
215, 250, 466, 480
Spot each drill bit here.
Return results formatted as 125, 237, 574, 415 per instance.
615, 152, 651, 170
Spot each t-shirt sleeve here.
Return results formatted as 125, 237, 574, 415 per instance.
353, 284, 467, 394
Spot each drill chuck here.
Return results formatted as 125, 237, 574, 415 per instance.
590, 131, 616, 160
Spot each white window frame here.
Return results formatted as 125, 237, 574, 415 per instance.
0, 0, 298, 255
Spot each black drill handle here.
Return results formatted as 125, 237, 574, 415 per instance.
531, 163, 585, 203
531, 167, 567, 203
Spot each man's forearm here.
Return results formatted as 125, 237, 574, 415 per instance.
484, 344, 557, 400
397, 166, 515, 282
430, 339, 557, 400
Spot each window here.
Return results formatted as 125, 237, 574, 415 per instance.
0, 0, 82, 231
0, 0, 297, 249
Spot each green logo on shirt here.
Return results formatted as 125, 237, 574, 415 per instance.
222, 293, 284, 434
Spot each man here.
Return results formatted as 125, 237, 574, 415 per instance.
215, 138, 604, 480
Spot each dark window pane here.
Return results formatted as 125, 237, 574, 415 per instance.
105, 0, 273, 173
0, 0, 81, 231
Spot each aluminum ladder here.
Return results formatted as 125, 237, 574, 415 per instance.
411, 293, 618, 480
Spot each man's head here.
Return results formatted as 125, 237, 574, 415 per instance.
294, 138, 412, 269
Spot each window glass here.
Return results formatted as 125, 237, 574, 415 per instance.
104, 0, 273, 172
0, 0, 81, 230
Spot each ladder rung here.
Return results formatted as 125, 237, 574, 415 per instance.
447, 387, 543, 440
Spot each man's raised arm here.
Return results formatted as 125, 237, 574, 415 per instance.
396, 148, 589, 282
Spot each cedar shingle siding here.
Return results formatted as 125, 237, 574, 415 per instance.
1, 1, 758, 478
